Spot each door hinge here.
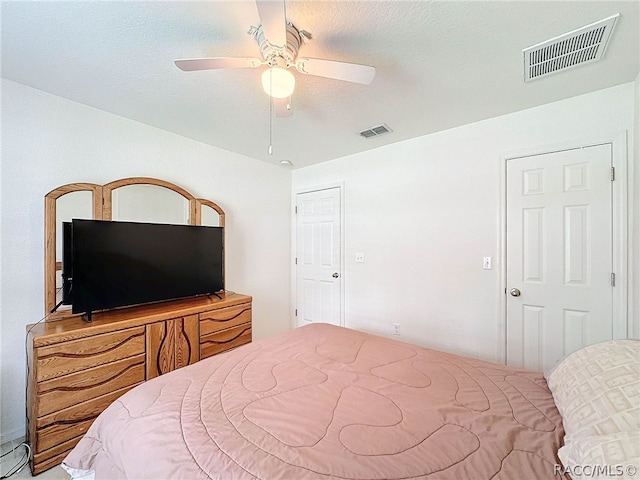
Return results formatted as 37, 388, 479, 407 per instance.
295, 206, 298, 214
295, 309, 298, 316
295, 257, 297, 265
611, 273, 616, 287
611, 166, 615, 181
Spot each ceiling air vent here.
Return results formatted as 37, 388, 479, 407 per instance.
359, 124, 392, 138
523, 14, 619, 82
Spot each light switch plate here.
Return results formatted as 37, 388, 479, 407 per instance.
483, 256, 493, 270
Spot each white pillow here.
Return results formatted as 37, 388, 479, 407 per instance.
558, 432, 640, 479
547, 339, 640, 439
547, 340, 640, 478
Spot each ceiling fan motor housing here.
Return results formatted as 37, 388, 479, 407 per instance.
254, 23, 302, 67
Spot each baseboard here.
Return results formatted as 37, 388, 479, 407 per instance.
0, 427, 26, 444
0, 435, 30, 478
0, 434, 26, 455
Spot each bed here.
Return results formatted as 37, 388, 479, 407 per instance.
61, 323, 639, 479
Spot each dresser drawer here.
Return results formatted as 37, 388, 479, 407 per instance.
200, 323, 251, 359
36, 327, 145, 382
36, 385, 140, 452
36, 354, 145, 416
34, 419, 94, 464
31, 437, 76, 475
31, 435, 82, 476
200, 303, 251, 336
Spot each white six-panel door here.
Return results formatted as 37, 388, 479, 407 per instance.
506, 144, 613, 373
296, 187, 342, 327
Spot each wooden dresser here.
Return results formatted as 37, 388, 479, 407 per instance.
26, 292, 252, 475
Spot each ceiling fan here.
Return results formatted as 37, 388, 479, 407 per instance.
174, 0, 376, 117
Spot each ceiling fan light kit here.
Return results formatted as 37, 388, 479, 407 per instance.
261, 66, 295, 98
174, 0, 376, 115
174, 0, 376, 161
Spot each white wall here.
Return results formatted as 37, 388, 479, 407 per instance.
293, 82, 637, 362
0, 79, 292, 442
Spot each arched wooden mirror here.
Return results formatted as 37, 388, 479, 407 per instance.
197, 199, 225, 227
103, 178, 195, 224
44, 177, 225, 317
45, 183, 102, 316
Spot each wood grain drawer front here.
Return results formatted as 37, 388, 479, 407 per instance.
146, 321, 175, 379
36, 385, 140, 452
146, 315, 199, 380
200, 303, 251, 337
175, 315, 199, 369
31, 435, 82, 476
36, 354, 145, 417
200, 323, 252, 359
36, 327, 145, 382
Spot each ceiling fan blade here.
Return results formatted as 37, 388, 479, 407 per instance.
174, 57, 262, 71
274, 97, 293, 117
255, 0, 287, 47
296, 58, 376, 85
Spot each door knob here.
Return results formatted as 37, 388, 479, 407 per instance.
510, 288, 521, 297
332, 272, 339, 278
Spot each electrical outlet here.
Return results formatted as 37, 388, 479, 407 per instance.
393, 323, 400, 335
355, 252, 365, 263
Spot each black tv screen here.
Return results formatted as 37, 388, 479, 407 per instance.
66, 219, 224, 315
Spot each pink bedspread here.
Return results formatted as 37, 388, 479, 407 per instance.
63, 323, 566, 479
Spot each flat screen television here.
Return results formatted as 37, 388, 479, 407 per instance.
62, 219, 224, 318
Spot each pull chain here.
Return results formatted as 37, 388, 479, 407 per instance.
268, 68, 273, 155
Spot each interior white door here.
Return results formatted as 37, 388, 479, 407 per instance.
296, 187, 342, 327
506, 144, 613, 373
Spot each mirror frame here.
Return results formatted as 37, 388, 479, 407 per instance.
44, 177, 225, 317
103, 177, 195, 223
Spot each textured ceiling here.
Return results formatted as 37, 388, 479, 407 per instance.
2, 1, 639, 169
